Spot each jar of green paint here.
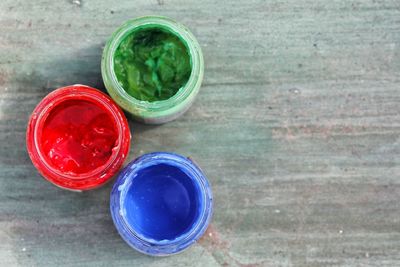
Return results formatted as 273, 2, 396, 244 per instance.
102, 16, 204, 124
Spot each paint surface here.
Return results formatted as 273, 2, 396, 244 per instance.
113, 27, 192, 102
41, 99, 118, 174
124, 163, 199, 240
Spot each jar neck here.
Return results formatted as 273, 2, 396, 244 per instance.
111, 152, 213, 255
102, 16, 204, 119
27, 85, 130, 190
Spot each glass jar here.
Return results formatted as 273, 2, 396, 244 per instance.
110, 152, 213, 255
26, 85, 131, 191
101, 16, 204, 124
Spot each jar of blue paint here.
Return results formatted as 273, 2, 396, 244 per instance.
110, 152, 213, 256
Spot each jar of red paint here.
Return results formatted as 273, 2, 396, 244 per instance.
26, 85, 131, 191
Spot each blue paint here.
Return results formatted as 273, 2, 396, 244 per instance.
110, 152, 213, 256
125, 163, 200, 240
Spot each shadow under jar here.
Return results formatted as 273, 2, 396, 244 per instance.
102, 16, 204, 124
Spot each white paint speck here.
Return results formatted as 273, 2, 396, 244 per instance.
22, 247, 26, 252
365, 252, 370, 258
275, 209, 281, 213
293, 89, 300, 94
72, 0, 81, 6
209, 232, 213, 237
339, 230, 343, 234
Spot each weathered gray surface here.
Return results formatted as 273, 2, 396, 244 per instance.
1, 0, 399, 266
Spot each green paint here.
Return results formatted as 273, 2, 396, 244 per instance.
113, 28, 192, 102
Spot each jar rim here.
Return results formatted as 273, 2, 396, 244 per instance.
26, 85, 131, 191
110, 152, 213, 255
101, 16, 204, 116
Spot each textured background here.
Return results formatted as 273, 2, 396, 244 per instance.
0, 0, 399, 266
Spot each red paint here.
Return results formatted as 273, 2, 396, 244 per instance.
41, 99, 118, 174
26, 85, 131, 191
